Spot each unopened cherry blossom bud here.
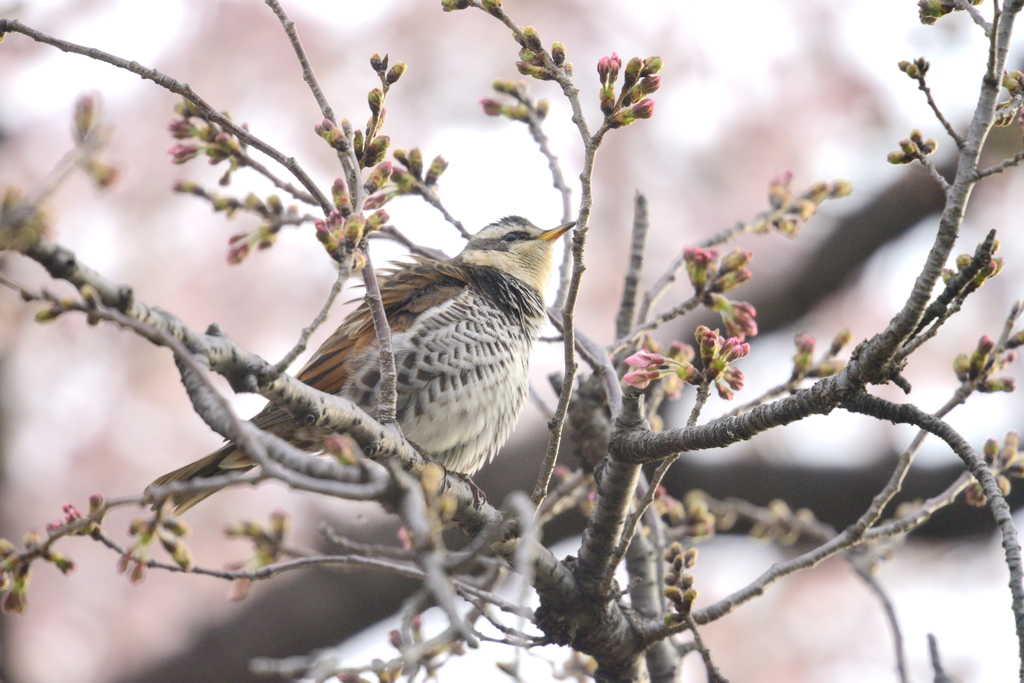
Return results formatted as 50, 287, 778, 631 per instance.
386, 62, 406, 84
551, 42, 566, 66
424, 156, 448, 186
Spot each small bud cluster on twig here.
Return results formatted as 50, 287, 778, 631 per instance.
0, 496, 106, 614
953, 333, 1017, 394
623, 326, 749, 400
789, 329, 850, 382
655, 490, 717, 539
363, 148, 450, 210
167, 98, 248, 186
118, 508, 194, 585
597, 52, 661, 128
887, 129, 939, 165
172, 181, 306, 264
662, 542, 699, 626
761, 171, 852, 236
969, 432, 1021, 507
223, 509, 290, 600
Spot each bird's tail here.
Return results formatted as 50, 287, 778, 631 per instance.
147, 444, 254, 514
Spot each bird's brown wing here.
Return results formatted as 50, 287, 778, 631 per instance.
252, 259, 470, 430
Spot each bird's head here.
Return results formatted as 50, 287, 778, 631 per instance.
455, 216, 575, 295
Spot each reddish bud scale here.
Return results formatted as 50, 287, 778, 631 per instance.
480, 99, 504, 117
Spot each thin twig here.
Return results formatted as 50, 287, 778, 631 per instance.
615, 191, 649, 340
977, 146, 1024, 178
684, 615, 730, 683
271, 259, 352, 375
370, 225, 451, 261
851, 561, 909, 683
918, 155, 952, 194
265, 0, 336, 123
0, 19, 334, 214
415, 183, 472, 240
956, 0, 995, 35
361, 249, 398, 424
914, 70, 967, 150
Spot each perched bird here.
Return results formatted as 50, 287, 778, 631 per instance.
150, 216, 574, 511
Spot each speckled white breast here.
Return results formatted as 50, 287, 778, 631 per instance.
341, 289, 543, 473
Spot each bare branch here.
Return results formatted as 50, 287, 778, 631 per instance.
265, 0, 337, 124
361, 249, 398, 424
271, 258, 353, 375
615, 191, 649, 340
0, 19, 334, 214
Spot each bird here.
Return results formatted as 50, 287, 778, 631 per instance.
149, 216, 575, 512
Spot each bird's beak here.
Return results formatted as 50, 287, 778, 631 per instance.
537, 221, 576, 242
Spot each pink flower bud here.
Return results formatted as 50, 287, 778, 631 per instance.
624, 349, 667, 368
631, 98, 655, 119
480, 99, 504, 116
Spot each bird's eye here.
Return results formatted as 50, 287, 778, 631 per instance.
502, 231, 528, 243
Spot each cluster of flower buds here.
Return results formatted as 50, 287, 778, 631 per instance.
172, 182, 303, 264
390, 614, 424, 651
364, 148, 449, 210
480, 78, 551, 123
596, 52, 661, 128
655, 489, 717, 539
967, 432, 1019, 507
953, 333, 1018, 393
174, 181, 296, 222
987, 432, 1021, 474
117, 511, 193, 585
683, 245, 753, 294
942, 242, 1004, 289
622, 345, 700, 392
887, 129, 938, 165
663, 542, 699, 625
0, 503, 97, 614
508, 24, 572, 82
995, 70, 1024, 126
386, 614, 464, 682
370, 52, 406, 87
697, 325, 750, 400
226, 224, 277, 264
623, 327, 750, 401
789, 329, 850, 381
708, 295, 758, 342
897, 57, 930, 80
0, 536, 33, 614
759, 171, 853, 237
918, 0, 982, 25
315, 208, 388, 260
45, 496, 103, 538
167, 99, 245, 185
746, 499, 816, 545
222, 509, 290, 600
